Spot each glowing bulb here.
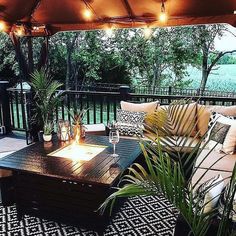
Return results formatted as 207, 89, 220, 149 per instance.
106, 28, 113, 37
83, 9, 92, 19
15, 28, 24, 37
159, 12, 168, 22
143, 27, 152, 38
234, 10, 236, 14
0, 21, 6, 31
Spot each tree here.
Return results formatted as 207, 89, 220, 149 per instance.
0, 33, 18, 84
191, 24, 236, 93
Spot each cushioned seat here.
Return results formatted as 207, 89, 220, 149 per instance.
195, 149, 236, 172
84, 123, 106, 135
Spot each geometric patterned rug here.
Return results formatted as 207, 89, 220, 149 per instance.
0, 195, 178, 236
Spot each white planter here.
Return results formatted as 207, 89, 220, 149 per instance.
43, 134, 52, 142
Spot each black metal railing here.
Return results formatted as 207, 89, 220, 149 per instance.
130, 86, 236, 98
6, 89, 236, 132
70, 83, 236, 98
7, 88, 30, 132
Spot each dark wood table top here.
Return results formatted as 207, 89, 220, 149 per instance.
0, 135, 142, 187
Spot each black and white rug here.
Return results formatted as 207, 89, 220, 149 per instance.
0, 195, 178, 236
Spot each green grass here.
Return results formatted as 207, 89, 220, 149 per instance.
185, 64, 236, 91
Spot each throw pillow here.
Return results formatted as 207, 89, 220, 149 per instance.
196, 175, 224, 213
117, 109, 146, 124
206, 113, 236, 154
218, 184, 236, 222
206, 105, 236, 117
197, 105, 211, 137
208, 111, 218, 129
120, 100, 159, 114
116, 109, 146, 137
209, 121, 230, 144
116, 123, 144, 137
168, 102, 198, 137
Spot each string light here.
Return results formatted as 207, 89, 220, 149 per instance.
159, 0, 168, 23
33, 26, 39, 30
0, 21, 6, 31
15, 26, 24, 37
143, 27, 152, 39
83, 8, 92, 19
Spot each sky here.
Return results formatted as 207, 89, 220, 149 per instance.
214, 25, 236, 51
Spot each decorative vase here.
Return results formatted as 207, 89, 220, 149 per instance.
43, 134, 52, 142
57, 120, 70, 141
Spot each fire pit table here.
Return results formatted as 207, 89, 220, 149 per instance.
0, 135, 142, 227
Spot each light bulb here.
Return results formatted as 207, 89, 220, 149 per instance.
0, 21, 6, 31
106, 28, 113, 37
143, 27, 152, 38
15, 27, 24, 36
83, 9, 92, 19
159, 12, 168, 22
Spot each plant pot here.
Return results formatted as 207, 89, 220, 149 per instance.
174, 214, 219, 236
43, 134, 52, 142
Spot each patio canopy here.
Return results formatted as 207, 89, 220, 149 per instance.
0, 0, 236, 36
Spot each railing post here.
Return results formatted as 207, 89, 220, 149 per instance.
119, 85, 130, 101
168, 86, 172, 95
0, 81, 11, 134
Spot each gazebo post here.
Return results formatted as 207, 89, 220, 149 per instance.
9, 33, 29, 141
9, 33, 29, 81
37, 36, 49, 70
9, 34, 50, 142
27, 37, 34, 74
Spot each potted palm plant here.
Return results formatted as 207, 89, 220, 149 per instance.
100, 100, 236, 236
31, 69, 63, 142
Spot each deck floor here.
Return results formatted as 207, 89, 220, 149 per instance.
0, 132, 28, 158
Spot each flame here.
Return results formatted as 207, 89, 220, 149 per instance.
48, 143, 107, 162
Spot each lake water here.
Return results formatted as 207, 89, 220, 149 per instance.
185, 64, 236, 92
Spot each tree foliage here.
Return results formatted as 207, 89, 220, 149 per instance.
0, 24, 235, 90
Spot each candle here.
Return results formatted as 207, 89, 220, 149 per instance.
61, 125, 69, 141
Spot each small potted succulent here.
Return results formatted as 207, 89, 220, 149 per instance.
43, 121, 53, 142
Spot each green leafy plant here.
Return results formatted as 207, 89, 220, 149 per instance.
68, 108, 88, 126
100, 100, 236, 236
30, 69, 63, 133
67, 107, 89, 141
43, 121, 53, 135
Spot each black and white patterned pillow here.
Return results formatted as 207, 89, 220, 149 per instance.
194, 175, 224, 213
208, 112, 218, 129
117, 109, 146, 124
218, 184, 236, 222
208, 112, 236, 130
116, 109, 146, 137
116, 123, 144, 137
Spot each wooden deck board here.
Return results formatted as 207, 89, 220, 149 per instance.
0, 135, 28, 158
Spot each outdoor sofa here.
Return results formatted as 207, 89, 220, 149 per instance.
118, 100, 236, 186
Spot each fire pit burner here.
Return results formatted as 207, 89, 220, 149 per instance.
48, 143, 107, 161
